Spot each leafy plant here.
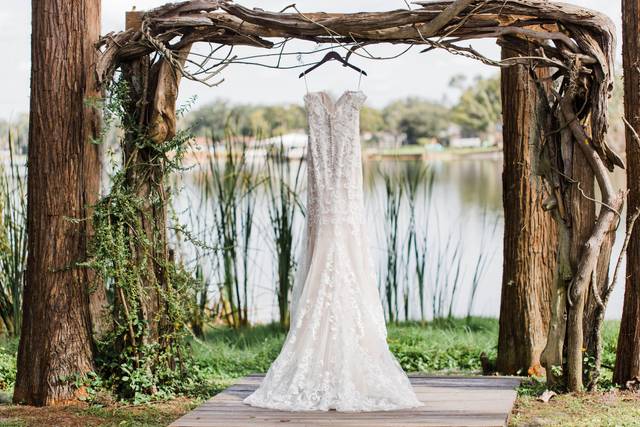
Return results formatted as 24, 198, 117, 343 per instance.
0, 345, 16, 390
265, 142, 304, 327
404, 163, 434, 322
381, 169, 403, 322
450, 74, 502, 137
0, 130, 27, 336
466, 209, 498, 318
83, 77, 201, 401
200, 136, 260, 328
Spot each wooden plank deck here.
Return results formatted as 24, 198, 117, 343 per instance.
170, 374, 521, 427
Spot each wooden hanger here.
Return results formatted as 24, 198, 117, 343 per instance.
299, 51, 368, 78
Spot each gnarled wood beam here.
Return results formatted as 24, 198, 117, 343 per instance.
96, 0, 620, 170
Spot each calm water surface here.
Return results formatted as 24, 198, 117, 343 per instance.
174, 155, 626, 323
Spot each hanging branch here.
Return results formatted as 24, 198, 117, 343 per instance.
556, 57, 624, 392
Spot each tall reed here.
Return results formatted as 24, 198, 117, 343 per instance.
265, 142, 304, 328
0, 131, 27, 336
426, 208, 495, 320
381, 169, 403, 323
201, 135, 258, 328
466, 209, 498, 318
239, 158, 260, 326
431, 227, 464, 319
404, 163, 434, 322
169, 174, 218, 336
190, 263, 208, 338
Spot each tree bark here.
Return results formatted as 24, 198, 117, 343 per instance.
559, 78, 624, 393
615, 0, 640, 386
497, 47, 557, 375
582, 163, 615, 372
14, 0, 102, 406
540, 110, 573, 387
581, 169, 615, 388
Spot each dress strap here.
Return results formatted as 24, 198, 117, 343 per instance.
303, 72, 310, 94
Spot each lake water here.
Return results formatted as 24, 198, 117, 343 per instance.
173, 154, 627, 323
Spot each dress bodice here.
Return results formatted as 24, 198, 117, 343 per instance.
303, 91, 367, 229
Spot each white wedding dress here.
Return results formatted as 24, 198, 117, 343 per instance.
243, 90, 421, 412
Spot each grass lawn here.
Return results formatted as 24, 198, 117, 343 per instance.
0, 318, 635, 426
511, 390, 640, 426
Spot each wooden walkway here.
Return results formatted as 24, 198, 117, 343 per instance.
170, 374, 521, 427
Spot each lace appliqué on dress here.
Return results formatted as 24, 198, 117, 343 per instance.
243, 90, 422, 412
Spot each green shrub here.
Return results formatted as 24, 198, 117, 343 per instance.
0, 344, 17, 390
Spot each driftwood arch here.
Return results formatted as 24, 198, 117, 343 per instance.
96, 0, 623, 392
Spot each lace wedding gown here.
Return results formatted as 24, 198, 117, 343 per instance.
243, 90, 421, 412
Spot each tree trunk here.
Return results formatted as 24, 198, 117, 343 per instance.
583, 165, 615, 377
540, 108, 573, 387
113, 39, 191, 361
13, 0, 102, 406
497, 48, 557, 375
564, 142, 594, 392
615, 0, 640, 386
581, 158, 615, 388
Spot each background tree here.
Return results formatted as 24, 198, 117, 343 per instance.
185, 100, 233, 139
185, 101, 306, 139
497, 49, 557, 375
360, 106, 385, 134
14, 0, 102, 405
383, 98, 449, 145
262, 105, 306, 135
450, 75, 502, 137
615, 0, 640, 386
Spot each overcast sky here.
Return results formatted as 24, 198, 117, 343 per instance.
0, 1, 622, 120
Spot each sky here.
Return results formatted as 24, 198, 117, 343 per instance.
0, 0, 622, 120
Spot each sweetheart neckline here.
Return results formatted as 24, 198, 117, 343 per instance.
304, 90, 365, 114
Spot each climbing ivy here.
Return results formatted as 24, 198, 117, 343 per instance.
83, 77, 204, 402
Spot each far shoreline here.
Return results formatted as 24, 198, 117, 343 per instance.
363, 145, 503, 162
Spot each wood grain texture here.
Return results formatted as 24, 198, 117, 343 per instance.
615, 0, 640, 386
14, 0, 101, 406
170, 375, 521, 427
497, 46, 556, 376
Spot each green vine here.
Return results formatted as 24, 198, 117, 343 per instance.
84, 77, 205, 402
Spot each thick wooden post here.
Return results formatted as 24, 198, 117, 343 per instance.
14, 0, 102, 405
615, 0, 640, 386
497, 48, 557, 375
